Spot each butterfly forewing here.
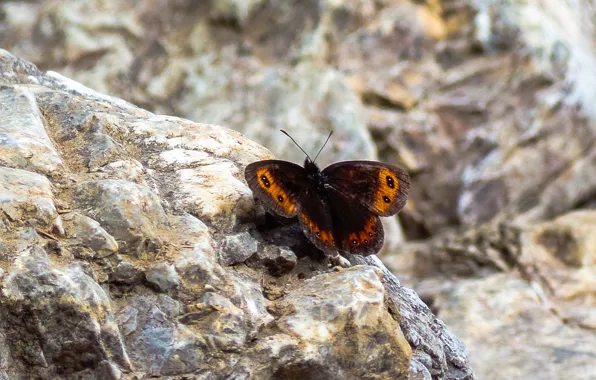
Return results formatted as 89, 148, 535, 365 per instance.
245, 160, 307, 218
323, 161, 410, 217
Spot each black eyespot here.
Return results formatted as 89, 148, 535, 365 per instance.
383, 196, 391, 203
351, 239, 358, 246
386, 176, 395, 188
368, 232, 373, 238
364, 239, 369, 244
316, 232, 321, 237
260, 175, 271, 187
277, 195, 284, 203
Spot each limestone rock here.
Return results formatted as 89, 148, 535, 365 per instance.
436, 274, 596, 380
274, 266, 412, 379
145, 262, 180, 292
1, 246, 131, 378
219, 231, 259, 266
0, 167, 61, 232
251, 245, 298, 276
0, 86, 64, 175
4, 0, 596, 378
63, 212, 119, 259
519, 211, 596, 329
0, 50, 473, 379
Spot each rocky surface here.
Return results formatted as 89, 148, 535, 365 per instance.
3, 0, 596, 378
0, 50, 473, 379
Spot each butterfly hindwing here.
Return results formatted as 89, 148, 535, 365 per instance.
326, 187, 384, 256
245, 160, 307, 218
297, 187, 336, 252
323, 161, 410, 217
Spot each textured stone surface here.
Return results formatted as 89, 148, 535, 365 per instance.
63, 212, 119, 259
145, 262, 180, 292
275, 266, 412, 379
74, 180, 169, 256
2, 246, 131, 379
0, 86, 64, 175
0, 167, 61, 232
0, 50, 470, 378
436, 274, 596, 380
7, 0, 596, 377
251, 245, 298, 276
219, 232, 259, 266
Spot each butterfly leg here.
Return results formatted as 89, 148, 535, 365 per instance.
327, 250, 352, 268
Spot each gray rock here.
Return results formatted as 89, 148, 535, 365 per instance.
74, 180, 168, 256
0, 48, 475, 379
98, 159, 146, 183
0, 85, 64, 175
273, 266, 411, 379
0, 167, 59, 230
109, 261, 140, 284
436, 274, 596, 380
4, 0, 596, 377
252, 245, 297, 276
0, 328, 13, 380
145, 262, 180, 292
64, 212, 118, 259
115, 293, 202, 376
182, 291, 248, 351
219, 231, 258, 266
1, 246, 132, 378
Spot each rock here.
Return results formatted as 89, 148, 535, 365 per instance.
145, 262, 180, 292
251, 245, 298, 276
115, 293, 202, 376
182, 291, 248, 351
0, 49, 475, 378
0, 167, 60, 231
109, 261, 140, 284
518, 211, 596, 329
4, 0, 596, 377
74, 179, 169, 256
1, 246, 132, 378
63, 212, 118, 259
273, 266, 411, 379
219, 231, 259, 266
0, 86, 64, 175
435, 274, 596, 380
0, 327, 13, 380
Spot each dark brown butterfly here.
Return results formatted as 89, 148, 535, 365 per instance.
245, 130, 410, 259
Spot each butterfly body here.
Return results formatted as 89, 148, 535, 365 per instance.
245, 157, 410, 257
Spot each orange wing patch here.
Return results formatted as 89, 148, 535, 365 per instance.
300, 213, 335, 247
255, 168, 298, 215
347, 216, 377, 247
373, 168, 400, 214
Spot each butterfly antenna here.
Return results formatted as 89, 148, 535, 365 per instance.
280, 130, 312, 161
313, 130, 333, 163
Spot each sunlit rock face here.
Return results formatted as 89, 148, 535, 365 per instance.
4, 0, 596, 378
0, 50, 473, 379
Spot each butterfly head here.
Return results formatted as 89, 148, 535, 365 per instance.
304, 156, 321, 175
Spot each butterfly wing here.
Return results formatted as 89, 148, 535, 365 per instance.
297, 187, 336, 252
245, 160, 307, 218
322, 161, 410, 217
326, 187, 384, 256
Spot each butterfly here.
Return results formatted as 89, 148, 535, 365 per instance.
245, 130, 410, 259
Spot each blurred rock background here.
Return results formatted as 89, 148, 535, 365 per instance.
2, 0, 596, 378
